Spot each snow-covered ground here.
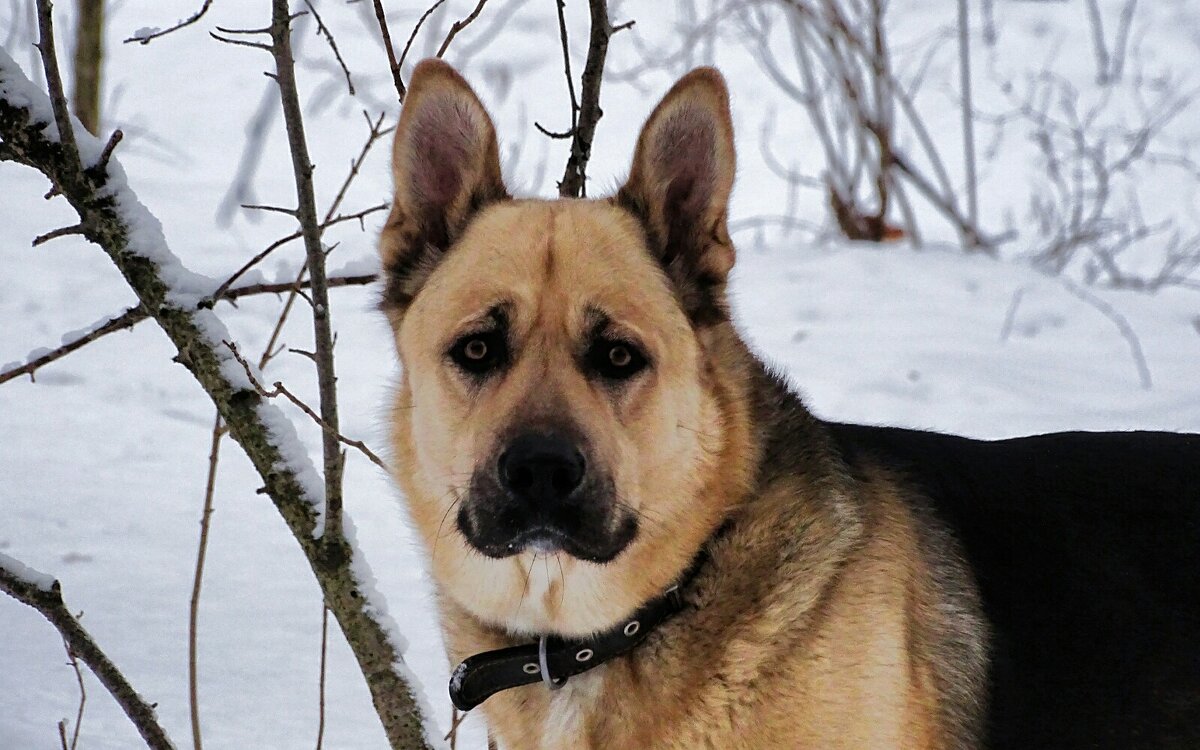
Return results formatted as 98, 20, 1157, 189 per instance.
2, 1, 1198, 748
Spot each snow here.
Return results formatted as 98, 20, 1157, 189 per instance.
255, 399, 329, 534
0, 552, 58, 592
331, 255, 383, 278
344, 514, 451, 750
1, 1, 1198, 749
129, 27, 161, 43
0, 47, 104, 166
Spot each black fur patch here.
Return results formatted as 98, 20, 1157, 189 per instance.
828, 424, 1200, 749
381, 184, 509, 312
612, 190, 728, 327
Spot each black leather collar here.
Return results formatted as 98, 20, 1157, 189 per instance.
449, 563, 700, 712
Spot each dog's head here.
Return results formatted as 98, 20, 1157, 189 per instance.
381, 60, 750, 636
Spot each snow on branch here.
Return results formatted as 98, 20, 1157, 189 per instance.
0, 42, 443, 750
0, 553, 177, 750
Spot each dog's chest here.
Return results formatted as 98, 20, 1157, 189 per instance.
488, 670, 604, 750
538, 688, 588, 750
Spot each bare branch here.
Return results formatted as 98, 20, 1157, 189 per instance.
63, 639, 86, 750
540, 0, 579, 145
211, 204, 385, 299
226, 342, 390, 474
189, 413, 222, 750
0, 274, 377, 387
956, 0, 979, 229
1060, 278, 1152, 390
303, 0, 355, 96
436, 0, 491, 58
223, 273, 377, 300
0, 306, 145, 385
240, 202, 298, 217
213, 111, 390, 298
371, 0, 415, 103
316, 606, 329, 750
268, 0, 345, 550
35, 0, 80, 175
208, 33, 272, 52
398, 0, 448, 72
94, 128, 123, 176
0, 559, 176, 750
559, 0, 623, 197
125, 0, 215, 45
2, 32, 436, 750
32, 223, 86, 246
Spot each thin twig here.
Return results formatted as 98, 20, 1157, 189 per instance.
240, 203, 298, 217
269, 0, 346, 548
0, 275, 377, 386
559, 0, 623, 198
371, 0, 411, 102
212, 111, 390, 298
208, 33, 272, 52
189, 413, 222, 750
538, 0, 579, 142
1059, 278, 1152, 389
444, 707, 466, 748
303, 0, 355, 95
226, 342, 390, 473
125, 0, 214, 45
0, 306, 145, 385
315, 606, 329, 750
436, 0, 491, 58
0, 564, 176, 749
92, 129, 124, 176
63, 639, 86, 750
398, 0, 448, 73
35, 0, 80, 176
211, 204, 385, 299
998, 286, 1028, 342
223, 273, 377, 300
32, 223, 85, 246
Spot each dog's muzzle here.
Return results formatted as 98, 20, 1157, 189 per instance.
457, 429, 637, 562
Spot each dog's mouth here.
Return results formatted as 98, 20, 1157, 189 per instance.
456, 496, 638, 563
455, 428, 639, 563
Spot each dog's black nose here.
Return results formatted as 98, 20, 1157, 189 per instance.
499, 432, 585, 504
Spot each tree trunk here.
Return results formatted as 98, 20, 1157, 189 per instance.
72, 0, 104, 134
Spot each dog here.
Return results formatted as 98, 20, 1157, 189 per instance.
378, 60, 1200, 749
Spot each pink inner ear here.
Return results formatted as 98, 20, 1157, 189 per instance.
406, 96, 481, 211
651, 104, 717, 219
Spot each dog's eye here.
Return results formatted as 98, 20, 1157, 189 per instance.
449, 331, 507, 375
587, 339, 647, 381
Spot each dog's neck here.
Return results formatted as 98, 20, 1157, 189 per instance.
440, 329, 869, 748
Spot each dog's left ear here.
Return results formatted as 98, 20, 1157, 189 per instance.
617, 68, 736, 325
380, 59, 509, 311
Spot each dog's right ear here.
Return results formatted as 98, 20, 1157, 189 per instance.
380, 59, 509, 312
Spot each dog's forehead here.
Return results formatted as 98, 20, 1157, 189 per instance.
413, 199, 686, 332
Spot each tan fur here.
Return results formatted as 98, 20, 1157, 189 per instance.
381, 60, 987, 749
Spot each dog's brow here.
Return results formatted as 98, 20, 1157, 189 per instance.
454, 302, 510, 336
583, 306, 611, 339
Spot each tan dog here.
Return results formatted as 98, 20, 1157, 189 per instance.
379, 59, 987, 749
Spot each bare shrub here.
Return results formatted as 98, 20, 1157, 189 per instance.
1012, 70, 1200, 289
738, 0, 992, 250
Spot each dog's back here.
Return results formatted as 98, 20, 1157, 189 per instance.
829, 425, 1200, 749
